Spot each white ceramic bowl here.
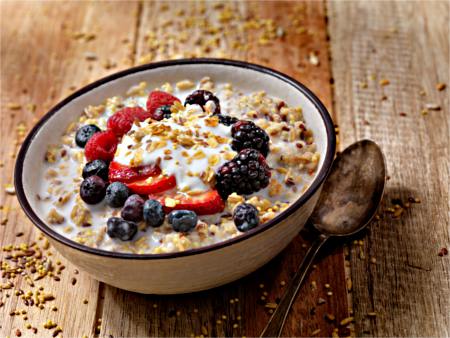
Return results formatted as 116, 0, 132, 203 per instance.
15, 59, 335, 294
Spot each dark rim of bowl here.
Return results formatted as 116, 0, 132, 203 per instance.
14, 58, 336, 260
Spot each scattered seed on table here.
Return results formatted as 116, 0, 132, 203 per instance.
436, 83, 446, 91
438, 248, 448, 257
340, 316, 355, 326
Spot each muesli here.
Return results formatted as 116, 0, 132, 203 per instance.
39, 77, 320, 254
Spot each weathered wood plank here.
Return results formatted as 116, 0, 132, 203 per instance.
99, 2, 348, 337
0, 2, 138, 337
329, 1, 450, 336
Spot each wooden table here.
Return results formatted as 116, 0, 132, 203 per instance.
1, 1, 448, 337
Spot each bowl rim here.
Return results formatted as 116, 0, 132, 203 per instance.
14, 58, 336, 260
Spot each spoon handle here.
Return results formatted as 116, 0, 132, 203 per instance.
260, 233, 329, 337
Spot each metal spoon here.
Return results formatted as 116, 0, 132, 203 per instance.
260, 139, 386, 337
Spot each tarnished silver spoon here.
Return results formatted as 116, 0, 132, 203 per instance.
260, 139, 386, 337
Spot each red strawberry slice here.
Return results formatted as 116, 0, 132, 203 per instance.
127, 175, 176, 195
152, 190, 225, 215
146, 91, 180, 121
109, 161, 161, 183
85, 130, 118, 162
107, 107, 147, 136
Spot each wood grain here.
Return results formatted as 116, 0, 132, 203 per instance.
328, 0, 450, 336
0, 2, 138, 337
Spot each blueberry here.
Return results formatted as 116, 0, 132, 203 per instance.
105, 182, 129, 208
82, 159, 109, 181
168, 210, 198, 232
79, 175, 106, 204
153, 105, 172, 120
75, 124, 101, 147
106, 217, 137, 241
233, 203, 259, 232
143, 199, 165, 227
121, 194, 144, 222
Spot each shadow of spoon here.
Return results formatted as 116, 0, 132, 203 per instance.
260, 139, 386, 337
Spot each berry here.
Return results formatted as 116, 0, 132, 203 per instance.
75, 124, 101, 147
107, 107, 146, 136
109, 161, 161, 183
231, 120, 270, 157
218, 115, 238, 126
105, 182, 129, 208
143, 199, 165, 227
85, 130, 118, 162
80, 175, 106, 204
184, 90, 220, 114
215, 149, 271, 199
82, 160, 109, 181
152, 105, 172, 120
126, 175, 176, 195
106, 217, 137, 241
168, 210, 198, 232
154, 190, 224, 215
121, 194, 144, 222
146, 91, 180, 121
233, 203, 260, 232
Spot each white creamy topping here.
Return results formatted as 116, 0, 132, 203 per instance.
114, 104, 235, 192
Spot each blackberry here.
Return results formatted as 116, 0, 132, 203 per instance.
184, 90, 220, 114
215, 149, 271, 199
233, 203, 260, 232
231, 120, 270, 157
75, 124, 101, 148
153, 105, 172, 120
218, 115, 239, 126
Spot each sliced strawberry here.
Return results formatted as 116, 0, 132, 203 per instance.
108, 161, 161, 183
127, 175, 176, 195
146, 91, 180, 121
153, 190, 225, 215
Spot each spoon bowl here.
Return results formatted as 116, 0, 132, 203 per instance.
311, 139, 386, 236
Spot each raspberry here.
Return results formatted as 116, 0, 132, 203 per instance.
146, 91, 180, 121
215, 149, 271, 199
85, 130, 118, 162
231, 120, 270, 157
107, 107, 146, 136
